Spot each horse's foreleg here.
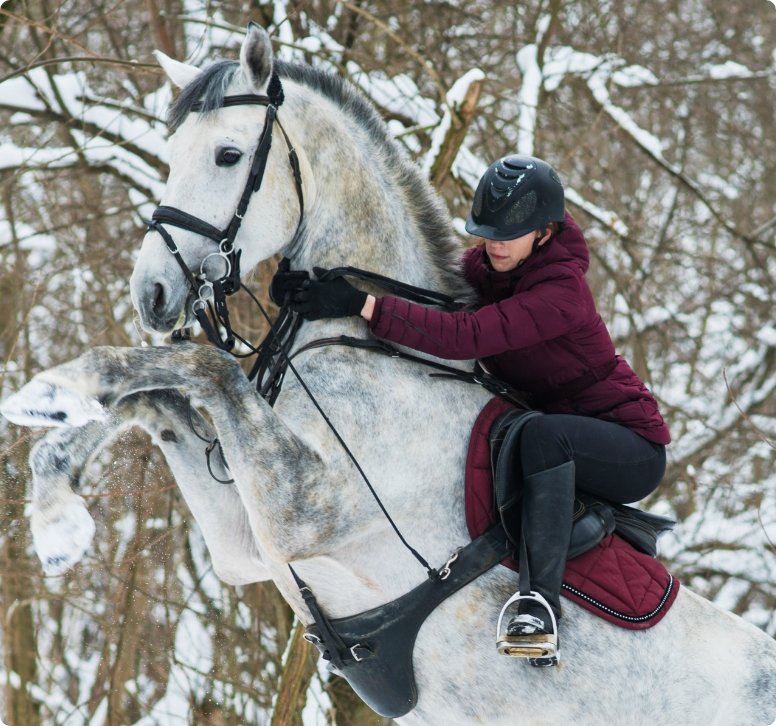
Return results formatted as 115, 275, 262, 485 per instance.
129, 390, 270, 585
3, 344, 330, 562
2, 344, 243, 427
27, 389, 270, 583
29, 421, 105, 574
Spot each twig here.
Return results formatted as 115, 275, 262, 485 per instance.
0, 56, 160, 85
722, 368, 774, 451
0, 483, 178, 505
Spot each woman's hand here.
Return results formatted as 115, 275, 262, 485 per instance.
290, 267, 368, 321
269, 258, 310, 305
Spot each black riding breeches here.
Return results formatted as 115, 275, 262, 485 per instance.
518, 414, 666, 504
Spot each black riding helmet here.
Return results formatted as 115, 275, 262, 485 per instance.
465, 155, 565, 241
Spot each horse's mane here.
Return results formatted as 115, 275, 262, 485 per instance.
167, 59, 470, 297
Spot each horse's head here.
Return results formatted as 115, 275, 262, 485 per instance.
130, 23, 306, 333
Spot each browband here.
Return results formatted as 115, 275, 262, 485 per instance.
190, 94, 273, 111
189, 71, 285, 112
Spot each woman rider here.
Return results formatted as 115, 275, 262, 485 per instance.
279, 155, 670, 667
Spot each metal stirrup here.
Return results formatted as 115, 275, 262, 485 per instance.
495, 591, 559, 660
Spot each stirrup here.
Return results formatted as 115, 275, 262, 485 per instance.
495, 591, 559, 661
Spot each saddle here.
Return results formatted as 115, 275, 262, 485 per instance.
467, 398, 680, 629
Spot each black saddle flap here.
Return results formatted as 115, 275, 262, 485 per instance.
304, 526, 510, 719
611, 504, 675, 557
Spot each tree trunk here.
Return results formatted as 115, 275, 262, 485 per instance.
0, 456, 41, 726
429, 78, 483, 190
270, 620, 317, 726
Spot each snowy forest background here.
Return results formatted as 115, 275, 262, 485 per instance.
0, 0, 774, 723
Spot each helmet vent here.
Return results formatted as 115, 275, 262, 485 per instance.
504, 190, 537, 228
465, 154, 564, 239
501, 158, 533, 173
472, 188, 483, 218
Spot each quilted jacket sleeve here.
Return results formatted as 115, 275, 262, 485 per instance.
368, 272, 593, 360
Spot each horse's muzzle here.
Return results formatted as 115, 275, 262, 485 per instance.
130, 273, 190, 334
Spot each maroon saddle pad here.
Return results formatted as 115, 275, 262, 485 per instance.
465, 398, 679, 630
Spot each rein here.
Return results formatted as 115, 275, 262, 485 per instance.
286, 334, 528, 407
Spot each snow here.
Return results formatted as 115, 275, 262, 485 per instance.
696, 171, 740, 200
564, 187, 630, 237
706, 60, 753, 79
347, 63, 439, 127
756, 325, 776, 348
586, 67, 667, 158
612, 64, 660, 88
0, 74, 47, 111
447, 68, 485, 106
451, 146, 488, 192
515, 45, 542, 155
0, 142, 77, 169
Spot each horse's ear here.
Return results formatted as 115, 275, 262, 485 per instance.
240, 22, 274, 91
153, 50, 200, 89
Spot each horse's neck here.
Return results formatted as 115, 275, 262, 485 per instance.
284, 88, 452, 291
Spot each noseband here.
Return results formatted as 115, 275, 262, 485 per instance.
147, 74, 304, 350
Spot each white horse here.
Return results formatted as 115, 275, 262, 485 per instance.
3, 24, 775, 726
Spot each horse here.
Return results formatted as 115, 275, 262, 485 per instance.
2, 23, 775, 726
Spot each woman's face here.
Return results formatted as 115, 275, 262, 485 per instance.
483, 229, 549, 272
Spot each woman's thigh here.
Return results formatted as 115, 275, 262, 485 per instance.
518, 414, 666, 503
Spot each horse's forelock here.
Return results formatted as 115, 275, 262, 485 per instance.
167, 60, 239, 132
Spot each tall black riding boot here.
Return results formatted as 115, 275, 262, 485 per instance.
496, 460, 575, 666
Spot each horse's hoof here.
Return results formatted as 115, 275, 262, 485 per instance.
31, 497, 96, 575
0, 379, 107, 428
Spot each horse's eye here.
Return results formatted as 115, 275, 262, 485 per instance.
216, 147, 242, 167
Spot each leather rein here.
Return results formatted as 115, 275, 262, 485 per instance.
252, 261, 528, 410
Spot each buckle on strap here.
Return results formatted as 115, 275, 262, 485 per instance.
350, 644, 371, 662
303, 632, 371, 664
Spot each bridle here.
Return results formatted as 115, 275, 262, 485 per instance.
146, 72, 304, 351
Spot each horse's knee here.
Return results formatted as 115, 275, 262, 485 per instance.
30, 423, 108, 485
30, 429, 91, 488
30, 436, 72, 479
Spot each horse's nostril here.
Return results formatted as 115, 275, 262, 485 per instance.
152, 282, 166, 313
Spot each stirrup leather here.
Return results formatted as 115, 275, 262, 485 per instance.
495, 591, 559, 660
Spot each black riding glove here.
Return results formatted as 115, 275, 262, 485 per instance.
290, 267, 368, 321
269, 258, 310, 305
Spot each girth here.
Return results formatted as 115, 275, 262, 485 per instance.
293, 525, 510, 719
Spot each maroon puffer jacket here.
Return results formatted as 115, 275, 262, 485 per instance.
368, 213, 670, 444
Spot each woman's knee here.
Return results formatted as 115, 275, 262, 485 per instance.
518, 415, 573, 475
